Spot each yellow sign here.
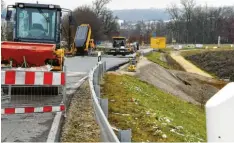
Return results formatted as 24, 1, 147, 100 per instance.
150, 37, 166, 49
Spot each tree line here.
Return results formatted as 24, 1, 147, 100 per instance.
123, 0, 234, 44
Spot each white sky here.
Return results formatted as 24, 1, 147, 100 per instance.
4, 0, 234, 10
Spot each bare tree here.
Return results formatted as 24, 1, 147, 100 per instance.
180, 0, 196, 43
92, 0, 119, 39
62, 5, 103, 46
92, 0, 111, 16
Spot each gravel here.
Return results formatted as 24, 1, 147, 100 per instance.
61, 81, 100, 142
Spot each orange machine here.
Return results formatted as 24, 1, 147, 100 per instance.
2, 3, 73, 71
1, 42, 64, 70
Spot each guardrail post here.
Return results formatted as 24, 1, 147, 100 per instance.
99, 63, 104, 78
118, 129, 132, 142
100, 98, 108, 117
103, 61, 106, 73
93, 69, 99, 85
95, 84, 100, 98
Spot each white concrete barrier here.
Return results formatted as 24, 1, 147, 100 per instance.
206, 82, 234, 142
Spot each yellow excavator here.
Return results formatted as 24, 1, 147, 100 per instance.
66, 24, 96, 56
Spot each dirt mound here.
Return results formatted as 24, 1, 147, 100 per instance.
185, 50, 234, 81
136, 61, 225, 105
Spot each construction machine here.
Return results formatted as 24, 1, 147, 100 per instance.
128, 57, 137, 72
107, 37, 133, 56
1, 2, 73, 71
66, 24, 96, 56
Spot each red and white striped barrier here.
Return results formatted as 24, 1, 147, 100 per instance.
1, 71, 65, 85
1, 105, 65, 114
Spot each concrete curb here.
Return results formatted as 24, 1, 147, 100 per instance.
46, 112, 63, 142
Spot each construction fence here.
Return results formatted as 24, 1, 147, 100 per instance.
1, 70, 67, 114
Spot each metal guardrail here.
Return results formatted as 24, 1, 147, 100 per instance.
88, 49, 154, 142
88, 61, 120, 142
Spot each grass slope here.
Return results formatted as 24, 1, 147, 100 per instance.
146, 52, 184, 71
102, 74, 206, 142
146, 52, 171, 69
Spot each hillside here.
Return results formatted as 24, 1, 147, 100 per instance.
113, 9, 170, 21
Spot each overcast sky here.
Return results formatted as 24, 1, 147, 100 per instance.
4, 0, 234, 10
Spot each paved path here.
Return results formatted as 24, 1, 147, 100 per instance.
170, 51, 213, 78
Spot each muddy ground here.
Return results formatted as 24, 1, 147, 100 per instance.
185, 50, 234, 81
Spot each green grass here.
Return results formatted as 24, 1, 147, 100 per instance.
146, 52, 171, 69
102, 74, 206, 142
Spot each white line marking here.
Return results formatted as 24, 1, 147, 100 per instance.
46, 112, 62, 142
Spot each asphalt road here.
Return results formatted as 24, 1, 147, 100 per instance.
1, 56, 129, 142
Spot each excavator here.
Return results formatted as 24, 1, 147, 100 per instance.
1, 2, 74, 71
66, 24, 96, 56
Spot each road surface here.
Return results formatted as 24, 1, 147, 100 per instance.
1, 56, 129, 142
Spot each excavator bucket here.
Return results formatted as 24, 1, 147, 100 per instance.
1, 41, 57, 67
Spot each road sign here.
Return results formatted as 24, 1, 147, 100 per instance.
150, 37, 166, 49
152, 32, 157, 37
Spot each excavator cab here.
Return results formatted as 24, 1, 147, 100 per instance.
3, 3, 73, 71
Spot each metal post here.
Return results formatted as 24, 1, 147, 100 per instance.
8, 85, 12, 102
63, 66, 67, 117
103, 61, 106, 73
118, 129, 132, 142
95, 84, 100, 98
98, 65, 101, 82
100, 98, 108, 118
93, 69, 99, 85
99, 63, 103, 78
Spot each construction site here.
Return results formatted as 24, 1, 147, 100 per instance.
1, 0, 234, 142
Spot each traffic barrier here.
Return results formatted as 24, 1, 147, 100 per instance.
2, 105, 65, 114
1, 70, 66, 114
89, 61, 133, 142
89, 62, 120, 142
206, 82, 234, 142
1, 70, 65, 85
